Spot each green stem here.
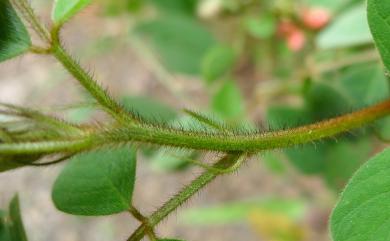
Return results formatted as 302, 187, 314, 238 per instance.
128, 206, 157, 241
3, 99, 390, 155
11, 0, 50, 43
0, 139, 94, 155
51, 44, 137, 124
127, 154, 242, 241
103, 99, 390, 152
12, 0, 135, 123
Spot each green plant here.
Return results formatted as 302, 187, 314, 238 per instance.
1, 0, 390, 240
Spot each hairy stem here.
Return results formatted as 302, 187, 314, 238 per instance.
51, 44, 137, 124
103, 99, 390, 152
11, 0, 50, 43
0, 139, 94, 155
12, 0, 136, 124
127, 154, 242, 241
2, 99, 390, 155
128, 206, 157, 241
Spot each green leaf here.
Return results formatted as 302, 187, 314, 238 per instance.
304, 82, 350, 120
0, 154, 41, 173
0, 210, 11, 241
338, 64, 389, 108
201, 45, 236, 84
52, 147, 137, 216
330, 148, 390, 241
148, 0, 197, 15
304, 0, 358, 12
375, 116, 390, 140
367, 0, 390, 70
266, 105, 312, 130
323, 138, 372, 190
0, 0, 31, 62
158, 239, 185, 241
285, 143, 328, 174
8, 196, 28, 241
135, 15, 216, 75
212, 80, 244, 119
121, 96, 177, 124
244, 15, 276, 39
261, 152, 286, 174
317, 4, 372, 49
52, 0, 92, 25
0, 195, 28, 241
181, 198, 306, 225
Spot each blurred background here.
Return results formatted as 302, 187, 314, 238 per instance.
1, 0, 390, 240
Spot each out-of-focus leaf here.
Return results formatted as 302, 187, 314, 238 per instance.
135, 16, 215, 75
367, 0, 390, 71
52, 0, 92, 25
304, 82, 350, 120
8, 196, 28, 241
0, 148, 41, 173
0, 0, 31, 62
375, 116, 390, 141
201, 45, 236, 84
323, 138, 372, 190
304, 0, 360, 11
285, 143, 328, 174
181, 198, 306, 225
249, 210, 307, 241
261, 152, 286, 174
101, 0, 143, 15
338, 64, 389, 108
330, 148, 390, 241
127, 0, 144, 11
303, 0, 338, 10
158, 239, 185, 241
148, 0, 197, 15
0, 195, 28, 241
317, 4, 372, 49
244, 15, 276, 39
150, 149, 193, 172
266, 105, 312, 130
122, 96, 177, 124
0, 210, 11, 241
66, 106, 94, 123
52, 147, 137, 216
212, 80, 244, 119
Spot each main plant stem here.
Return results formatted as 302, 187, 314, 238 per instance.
104, 99, 390, 152
127, 154, 242, 241
2, 99, 390, 155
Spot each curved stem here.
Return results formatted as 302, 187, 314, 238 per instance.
11, 0, 137, 124
15, 154, 72, 166
2, 99, 389, 155
103, 99, 390, 152
51, 44, 137, 124
127, 154, 242, 241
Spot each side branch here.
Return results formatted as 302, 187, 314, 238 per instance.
127, 154, 242, 241
51, 44, 137, 124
